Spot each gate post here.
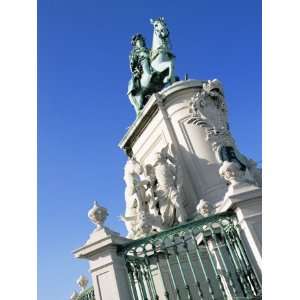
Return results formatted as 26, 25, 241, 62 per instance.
73, 227, 132, 300
217, 184, 262, 282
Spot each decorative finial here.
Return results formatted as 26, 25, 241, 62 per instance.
88, 201, 108, 231
70, 291, 79, 300
76, 275, 88, 294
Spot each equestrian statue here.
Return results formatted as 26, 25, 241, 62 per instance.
127, 17, 178, 116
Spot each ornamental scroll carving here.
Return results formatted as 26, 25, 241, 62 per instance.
187, 79, 236, 152
187, 79, 262, 188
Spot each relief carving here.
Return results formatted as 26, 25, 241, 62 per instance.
121, 145, 188, 239
188, 79, 262, 189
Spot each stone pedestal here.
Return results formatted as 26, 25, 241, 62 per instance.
74, 80, 261, 299
217, 184, 262, 282
73, 228, 132, 300
119, 80, 229, 217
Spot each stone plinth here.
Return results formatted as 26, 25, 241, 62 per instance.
73, 228, 132, 300
119, 80, 228, 216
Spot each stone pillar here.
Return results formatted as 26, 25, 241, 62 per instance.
73, 228, 132, 300
217, 184, 262, 282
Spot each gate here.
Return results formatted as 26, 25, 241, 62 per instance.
118, 212, 261, 300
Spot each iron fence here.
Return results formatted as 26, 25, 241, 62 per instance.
118, 212, 261, 300
77, 287, 95, 300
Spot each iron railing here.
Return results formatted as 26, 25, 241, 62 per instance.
77, 287, 95, 300
118, 211, 261, 300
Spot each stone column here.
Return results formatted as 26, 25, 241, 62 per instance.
73, 228, 132, 300
217, 184, 262, 282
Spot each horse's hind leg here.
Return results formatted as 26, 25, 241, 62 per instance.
164, 61, 176, 84
162, 62, 176, 84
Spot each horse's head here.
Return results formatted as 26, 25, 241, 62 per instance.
150, 17, 169, 39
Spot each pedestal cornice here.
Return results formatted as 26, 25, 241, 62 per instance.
73, 227, 130, 259
119, 79, 205, 151
216, 185, 262, 213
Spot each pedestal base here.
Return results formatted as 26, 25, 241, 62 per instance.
73, 228, 132, 300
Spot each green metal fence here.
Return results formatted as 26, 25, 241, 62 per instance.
77, 287, 95, 300
118, 212, 261, 300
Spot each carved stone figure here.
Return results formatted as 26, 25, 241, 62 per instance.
133, 211, 153, 239
219, 160, 247, 186
144, 164, 159, 217
76, 275, 88, 294
87, 201, 108, 231
121, 157, 150, 239
196, 199, 211, 218
152, 145, 187, 227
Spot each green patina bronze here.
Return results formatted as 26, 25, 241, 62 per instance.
119, 212, 262, 300
77, 287, 95, 300
127, 17, 178, 116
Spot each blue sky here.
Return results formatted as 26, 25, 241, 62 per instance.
38, 1, 261, 299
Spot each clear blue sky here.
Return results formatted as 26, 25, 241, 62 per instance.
38, 1, 261, 299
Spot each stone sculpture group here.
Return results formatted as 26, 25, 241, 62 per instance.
121, 145, 187, 239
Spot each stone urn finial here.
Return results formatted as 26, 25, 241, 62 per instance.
70, 291, 79, 300
76, 275, 88, 294
88, 201, 108, 231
